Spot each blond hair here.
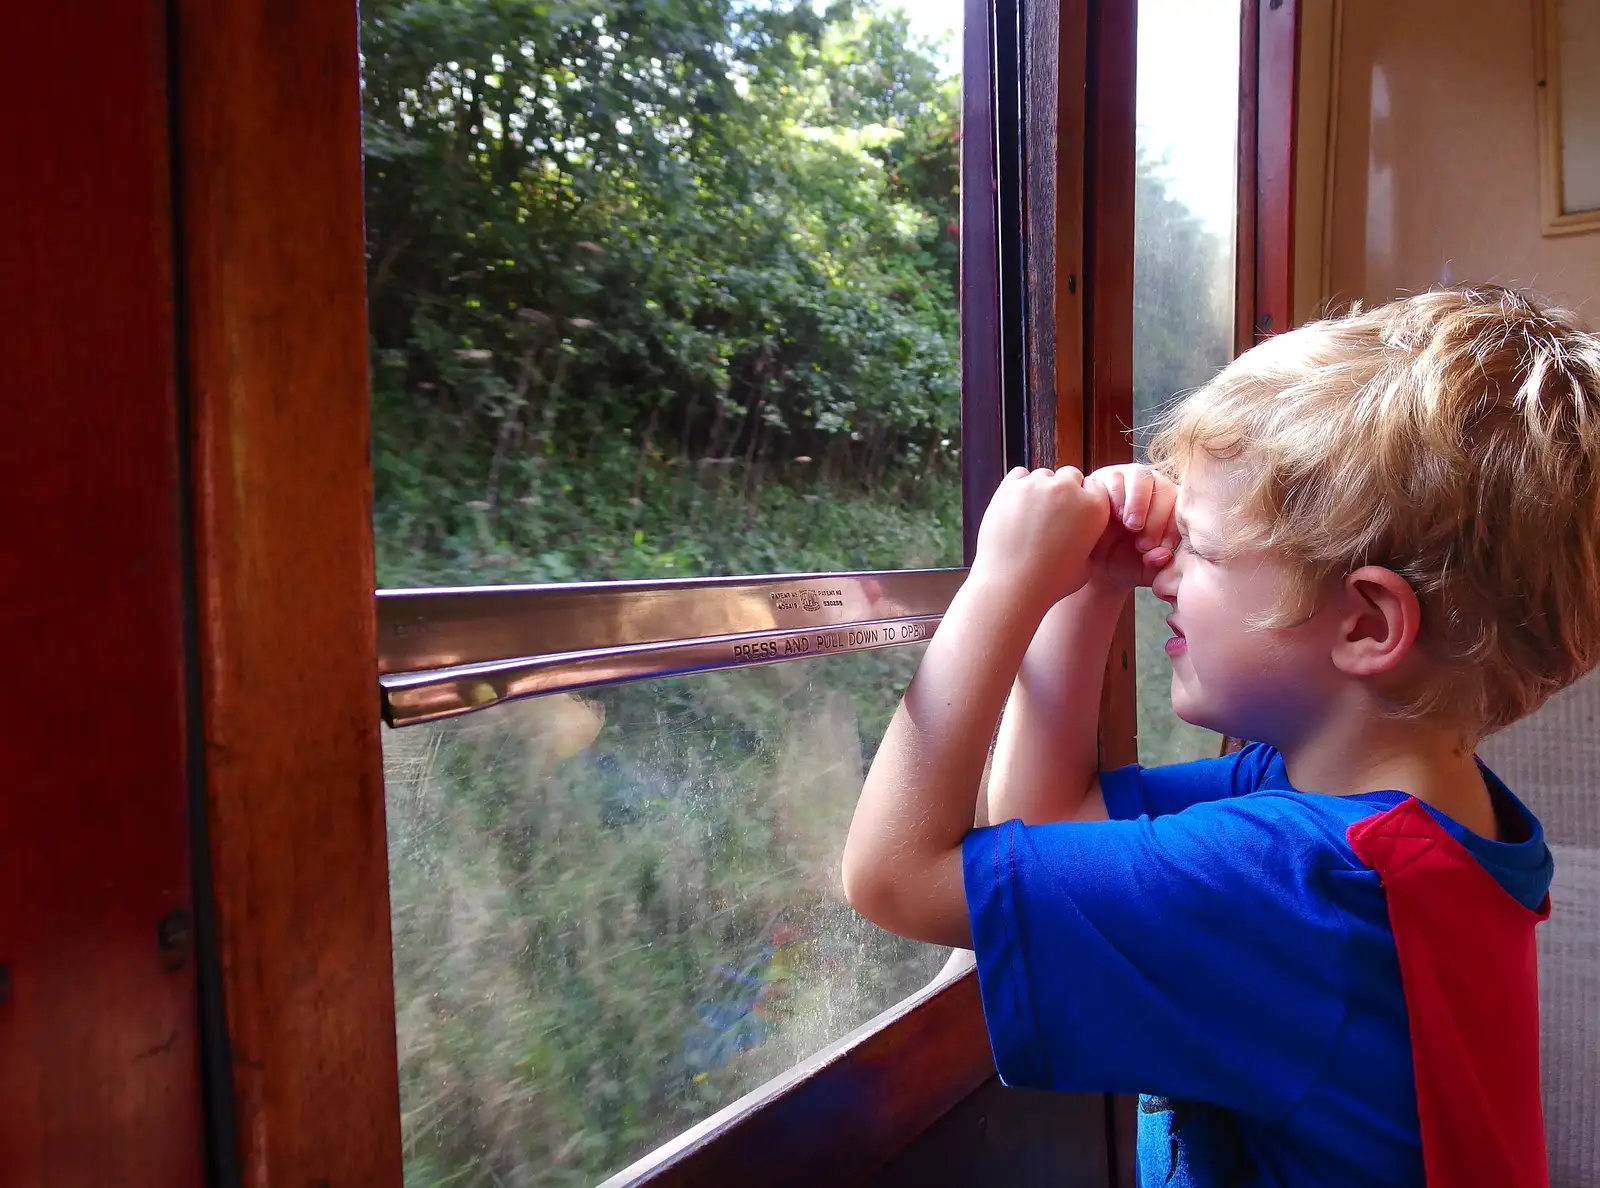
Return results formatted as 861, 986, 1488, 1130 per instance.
1149, 286, 1600, 736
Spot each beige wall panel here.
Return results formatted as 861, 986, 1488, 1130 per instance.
1322, 0, 1600, 318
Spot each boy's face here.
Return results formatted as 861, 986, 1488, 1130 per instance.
1151, 456, 1340, 746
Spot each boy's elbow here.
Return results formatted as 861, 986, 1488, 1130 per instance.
840, 838, 904, 932
842, 845, 970, 949
840, 844, 885, 923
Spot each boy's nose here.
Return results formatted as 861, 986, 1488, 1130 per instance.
1150, 563, 1179, 603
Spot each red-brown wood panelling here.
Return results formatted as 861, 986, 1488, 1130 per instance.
1234, 0, 1262, 355
961, 0, 1007, 562
176, 0, 404, 1183
1252, 0, 1298, 341
1083, 0, 1139, 779
0, 5, 207, 1186
1080, 1, 1140, 1182
1051, 0, 1091, 471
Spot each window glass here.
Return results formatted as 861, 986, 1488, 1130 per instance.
1131, 0, 1240, 766
384, 647, 947, 1185
361, 1, 964, 587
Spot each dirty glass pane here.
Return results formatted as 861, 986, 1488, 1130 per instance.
384, 646, 946, 1187
1130, 0, 1240, 766
361, 1, 965, 586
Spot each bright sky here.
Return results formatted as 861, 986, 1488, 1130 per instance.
896, 0, 1241, 234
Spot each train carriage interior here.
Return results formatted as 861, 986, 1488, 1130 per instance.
3, 0, 1596, 1184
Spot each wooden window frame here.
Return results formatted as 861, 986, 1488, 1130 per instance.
1535, 0, 1600, 237
167, 0, 1134, 1182
1238, 0, 1300, 352
962, 0, 1019, 562
165, 0, 1020, 1182
176, 1, 403, 1183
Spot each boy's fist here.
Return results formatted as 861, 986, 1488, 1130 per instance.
1085, 463, 1181, 589
971, 466, 1110, 608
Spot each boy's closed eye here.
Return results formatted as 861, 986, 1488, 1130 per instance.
1178, 536, 1225, 565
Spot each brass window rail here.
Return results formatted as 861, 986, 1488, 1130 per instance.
377, 568, 966, 726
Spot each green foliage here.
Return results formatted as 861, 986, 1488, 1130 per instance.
373, 435, 959, 586
363, 0, 963, 579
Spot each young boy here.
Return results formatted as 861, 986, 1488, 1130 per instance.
842, 287, 1600, 1186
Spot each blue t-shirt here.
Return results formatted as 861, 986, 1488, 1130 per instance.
961, 743, 1554, 1187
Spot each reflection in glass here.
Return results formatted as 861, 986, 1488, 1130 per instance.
1131, 0, 1240, 766
361, 2, 964, 587
384, 647, 945, 1186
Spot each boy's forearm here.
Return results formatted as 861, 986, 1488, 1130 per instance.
840, 571, 1046, 942
987, 580, 1127, 825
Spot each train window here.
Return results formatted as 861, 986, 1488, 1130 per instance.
362, 1, 976, 1183
361, 0, 963, 588
383, 647, 946, 1183
1130, 0, 1240, 765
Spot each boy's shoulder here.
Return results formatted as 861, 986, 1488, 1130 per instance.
1103, 741, 1372, 844
1113, 742, 1553, 913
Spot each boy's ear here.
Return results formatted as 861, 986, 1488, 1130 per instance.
1331, 566, 1421, 677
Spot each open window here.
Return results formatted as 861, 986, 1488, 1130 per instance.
368, 0, 1288, 1180
365, 2, 1006, 1182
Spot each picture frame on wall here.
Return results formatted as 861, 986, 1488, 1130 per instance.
1537, 0, 1600, 235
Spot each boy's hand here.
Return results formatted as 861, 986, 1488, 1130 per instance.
1085, 464, 1181, 590
971, 466, 1110, 609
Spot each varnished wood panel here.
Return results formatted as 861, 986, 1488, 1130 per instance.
1235, 0, 1263, 354
962, 0, 1007, 560
1026, 0, 1091, 467
175, 1, 404, 1183
1048, 1, 1092, 470
1238, 0, 1303, 347
0, 5, 206, 1185
1254, 0, 1299, 339
1082, 4, 1140, 1173
1083, 0, 1139, 775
